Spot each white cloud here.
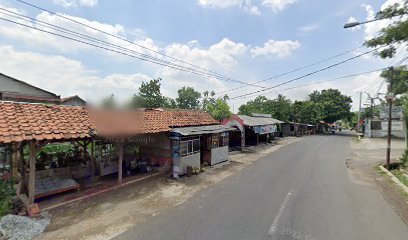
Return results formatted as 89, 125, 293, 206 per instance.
298, 24, 320, 35
0, 45, 150, 104
198, 0, 241, 8
250, 39, 300, 57
198, 0, 262, 15
361, 0, 407, 40
246, 5, 262, 15
262, 0, 297, 12
198, 0, 296, 13
54, 0, 98, 8
0, 7, 153, 57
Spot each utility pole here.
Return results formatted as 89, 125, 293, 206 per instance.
386, 67, 394, 169
357, 91, 363, 132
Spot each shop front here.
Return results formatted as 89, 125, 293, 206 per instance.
170, 125, 234, 175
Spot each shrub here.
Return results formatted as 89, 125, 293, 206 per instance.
400, 149, 408, 169
0, 178, 15, 217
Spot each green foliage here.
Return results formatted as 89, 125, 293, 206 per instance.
400, 149, 408, 169
0, 179, 15, 217
202, 90, 216, 111
365, 2, 408, 58
206, 98, 232, 121
309, 89, 352, 123
101, 94, 116, 108
202, 91, 231, 121
381, 66, 408, 95
176, 87, 202, 109
163, 97, 177, 109
238, 94, 292, 122
132, 78, 165, 108
292, 100, 322, 124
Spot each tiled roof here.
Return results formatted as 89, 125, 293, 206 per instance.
141, 109, 219, 133
60, 95, 86, 103
0, 101, 91, 143
0, 102, 219, 143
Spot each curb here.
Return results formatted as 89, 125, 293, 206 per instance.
379, 165, 408, 195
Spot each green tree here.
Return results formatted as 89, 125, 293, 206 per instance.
163, 97, 177, 109
365, 1, 408, 58
238, 94, 292, 121
309, 89, 352, 123
238, 96, 270, 115
176, 87, 202, 109
131, 78, 165, 108
101, 94, 116, 108
292, 101, 322, 124
380, 66, 408, 95
206, 98, 232, 121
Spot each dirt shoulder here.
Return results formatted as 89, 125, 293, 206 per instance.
37, 137, 302, 240
349, 137, 408, 227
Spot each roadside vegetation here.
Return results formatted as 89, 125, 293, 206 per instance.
0, 178, 15, 217
100, 77, 353, 125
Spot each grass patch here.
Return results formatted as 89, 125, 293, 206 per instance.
376, 165, 408, 201
391, 170, 408, 188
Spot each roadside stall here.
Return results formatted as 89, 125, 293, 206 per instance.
170, 125, 234, 175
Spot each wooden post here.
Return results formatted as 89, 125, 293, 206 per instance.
118, 143, 124, 185
28, 141, 36, 205
12, 143, 19, 178
16, 143, 24, 195
91, 140, 95, 178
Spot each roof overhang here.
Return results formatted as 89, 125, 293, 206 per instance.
171, 125, 235, 136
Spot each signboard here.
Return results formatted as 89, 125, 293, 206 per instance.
253, 124, 276, 134
381, 121, 404, 131
380, 106, 403, 120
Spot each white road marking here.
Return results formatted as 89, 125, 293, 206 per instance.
268, 190, 292, 236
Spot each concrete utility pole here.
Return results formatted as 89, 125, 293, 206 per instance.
386, 67, 394, 169
357, 91, 363, 132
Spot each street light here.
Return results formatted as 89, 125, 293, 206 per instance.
343, 13, 406, 28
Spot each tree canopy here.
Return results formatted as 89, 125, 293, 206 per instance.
292, 100, 322, 124
380, 66, 408, 95
202, 91, 231, 121
176, 86, 201, 109
238, 94, 292, 121
309, 89, 352, 123
364, 1, 408, 58
101, 94, 116, 109
131, 78, 165, 108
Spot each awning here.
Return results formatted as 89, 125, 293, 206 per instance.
237, 115, 284, 126
171, 125, 236, 136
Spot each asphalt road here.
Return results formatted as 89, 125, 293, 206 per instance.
114, 135, 408, 240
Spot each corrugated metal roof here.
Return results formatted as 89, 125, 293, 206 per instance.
237, 115, 284, 126
171, 125, 235, 136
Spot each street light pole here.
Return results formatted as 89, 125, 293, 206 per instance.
386, 67, 394, 170
344, 13, 407, 28
357, 91, 363, 132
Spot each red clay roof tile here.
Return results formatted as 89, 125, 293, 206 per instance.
0, 103, 218, 143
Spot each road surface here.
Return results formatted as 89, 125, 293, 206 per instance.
114, 135, 408, 240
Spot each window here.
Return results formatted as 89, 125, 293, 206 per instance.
371, 121, 382, 130
180, 138, 200, 157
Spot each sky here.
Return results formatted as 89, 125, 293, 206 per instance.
0, 0, 406, 112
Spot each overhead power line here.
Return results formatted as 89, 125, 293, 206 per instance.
231, 68, 387, 100
0, 11, 266, 88
0, 16, 243, 81
229, 47, 382, 100
216, 45, 363, 95
13, 0, 240, 83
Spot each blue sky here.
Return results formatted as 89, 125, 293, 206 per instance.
0, 0, 405, 111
